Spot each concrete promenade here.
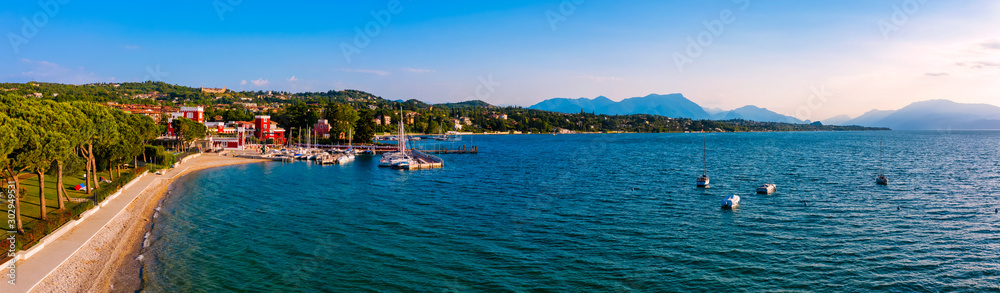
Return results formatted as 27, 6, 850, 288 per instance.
1, 153, 264, 292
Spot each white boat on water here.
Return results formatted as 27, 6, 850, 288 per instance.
378, 152, 400, 167
697, 137, 710, 188
757, 184, 776, 194
379, 107, 417, 169
317, 154, 335, 165
721, 194, 740, 208
337, 129, 356, 164
336, 153, 355, 164
392, 159, 411, 170
697, 175, 710, 188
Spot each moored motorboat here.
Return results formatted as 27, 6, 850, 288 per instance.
875, 175, 888, 185
721, 194, 740, 209
336, 153, 356, 164
757, 184, 776, 194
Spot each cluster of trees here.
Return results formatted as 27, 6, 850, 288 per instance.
204, 107, 257, 122
272, 101, 374, 144
171, 117, 208, 151
0, 94, 158, 234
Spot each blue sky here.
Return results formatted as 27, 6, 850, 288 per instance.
3, 0, 999, 120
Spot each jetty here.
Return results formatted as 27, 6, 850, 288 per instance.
407, 150, 445, 170
417, 145, 478, 154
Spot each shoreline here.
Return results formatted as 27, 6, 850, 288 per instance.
28, 153, 269, 293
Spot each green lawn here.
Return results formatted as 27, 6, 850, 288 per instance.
12, 169, 131, 228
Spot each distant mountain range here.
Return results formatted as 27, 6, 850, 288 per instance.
528, 94, 714, 119
819, 114, 852, 126
528, 93, 803, 124
836, 100, 1000, 130
529, 94, 1000, 130
711, 105, 803, 124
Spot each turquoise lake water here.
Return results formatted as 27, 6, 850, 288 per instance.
144, 131, 1000, 292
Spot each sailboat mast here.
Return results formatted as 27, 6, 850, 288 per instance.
702, 137, 707, 176
398, 115, 402, 153
879, 139, 883, 176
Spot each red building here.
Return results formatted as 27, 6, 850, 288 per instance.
166, 106, 205, 136
177, 106, 204, 123
211, 127, 248, 150
315, 119, 331, 138
254, 115, 286, 144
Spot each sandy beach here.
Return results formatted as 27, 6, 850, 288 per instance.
27, 153, 269, 293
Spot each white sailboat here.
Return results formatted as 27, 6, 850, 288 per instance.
876, 138, 888, 185
379, 107, 416, 169
336, 129, 356, 164
697, 137, 710, 188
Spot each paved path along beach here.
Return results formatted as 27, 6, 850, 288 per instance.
1, 153, 266, 293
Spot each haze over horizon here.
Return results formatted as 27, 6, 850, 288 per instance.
3, 1, 999, 120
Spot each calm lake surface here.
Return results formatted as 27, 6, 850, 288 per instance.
144, 131, 1000, 292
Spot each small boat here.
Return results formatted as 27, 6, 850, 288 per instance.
358, 149, 375, 155
392, 160, 411, 170
697, 175, 710, 188
757, 184, 776, 194
318, 155, 336, 165
875, 139, 889, 185
696, 137, 709, 188
721, 194, 740, 209
336, 153, 355, 164
336, 129, 356, 164
380, 107, 414, 168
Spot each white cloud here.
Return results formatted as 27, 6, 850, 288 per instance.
240, 80, 247, 85
287, 75, 298, 82
252, 78, 268, 86
338, 68, 390, 76
402, 68, 435, 73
